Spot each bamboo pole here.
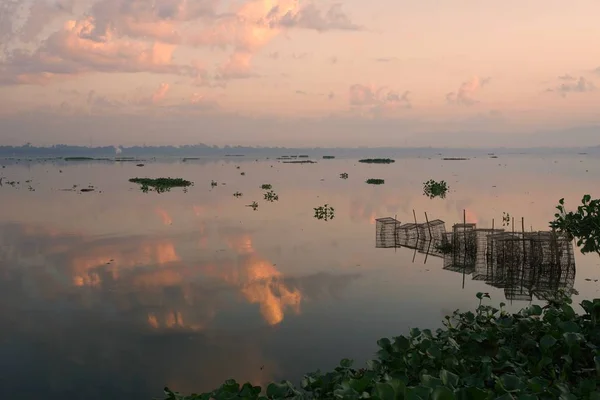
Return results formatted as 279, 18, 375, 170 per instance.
424, 212, 433, 240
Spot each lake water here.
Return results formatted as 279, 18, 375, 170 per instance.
1, 153, 599, 399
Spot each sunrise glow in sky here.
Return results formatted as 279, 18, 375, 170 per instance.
1, 0, 599, 147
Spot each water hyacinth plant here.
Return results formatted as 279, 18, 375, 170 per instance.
340, 173, 349, 179
129, 177, 193, 194
314, 204, 335, 221
162, 294, 600, 400
423, 179, 449, 199
550, 195, 600, 254
264, 191, 279, 202
261, 184, 273, 190
366, 178, 385, 185
359, 158, 395, 164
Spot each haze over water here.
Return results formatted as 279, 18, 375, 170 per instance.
1, 152, 599, 399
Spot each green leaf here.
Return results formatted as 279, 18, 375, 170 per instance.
393, 336, 410, 352
527, 377, 549, 393
493, 394, 515, 400
528, 305, 543, 316
350, 376, 372, 394
340, 358, 354, 368
589, 392, 600, 400
439, 370, 460, 389
266, 382, 291, 398
559, 321, 580, 333
563, 332, 583, 347
410, 328, 421, 338
374, 383, 395, 400
421, 375, 443, 389
539, 334, 556, 351
378, 339, 392, 349
239, 383, 261, 399
499, 375, 523, 392
427, 344, 442, 359
431, 387, 455, 400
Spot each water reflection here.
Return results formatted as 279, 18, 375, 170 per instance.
0, 221, 360, 398
375, 217, 577, 301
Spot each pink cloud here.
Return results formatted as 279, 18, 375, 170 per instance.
446, 76, 491, 106
151, 83, 170, 104
0, 17, 199, 85
0, 0, 363, 85
349, 84, 411, 113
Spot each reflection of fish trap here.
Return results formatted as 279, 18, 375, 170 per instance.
470, 229, 505, 281
375, 217, 400, 248
442, 224, 478, 273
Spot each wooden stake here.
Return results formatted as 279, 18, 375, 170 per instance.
413, 209, 419, 240
424, 212, 433, 240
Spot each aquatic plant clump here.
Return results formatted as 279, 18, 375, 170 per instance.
261, 184, 273, 190
550, 194, 600, 254
359, 158, 395, 164
366, 178, 385, 185
314, 204, 335, 221
423, 179, 449, 199
340, 173, 349, 179
264, 190, 279, 202
163, 294, 600, 400
129, 177, 193, 194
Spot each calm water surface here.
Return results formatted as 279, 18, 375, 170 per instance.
1, 154, 599, 399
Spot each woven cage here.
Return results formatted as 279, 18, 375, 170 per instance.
375, 217, 400, 248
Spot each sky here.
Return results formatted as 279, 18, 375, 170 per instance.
0, 0, 600, 147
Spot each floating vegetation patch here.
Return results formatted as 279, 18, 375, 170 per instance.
366, 178, 385, 185
550, 194, 600, 254
340, 173, 349, 179
299, 155, 309, 158
442, 157, 470, 161
314, 204, 335, 221
233, 192, 243, 197
0, 177, 19, 187
323, 156, 335, 159
240, 172, 246, 176
423, 179, 449, 199
211, 180, 218, 187
182, 158, 200, 162
115, 158, 142, 162
359, 158, 395, 164
263, 190, 279, 202
261, 184, 272, 190
80, 188, 95, 193
136, 164, 145, 167
247, 201, 258, 210
129, 177, 193, 193
502, 212, 511, 227
64, 157, 95, 161
283, 160, 316, 164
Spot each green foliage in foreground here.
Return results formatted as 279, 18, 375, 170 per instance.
359, 158, 395, 164
366, 179, 385, 185
550, 195, 600, 255
129, 177, 193, 193
162, 295, 600, 400
423, 180, 449, 199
